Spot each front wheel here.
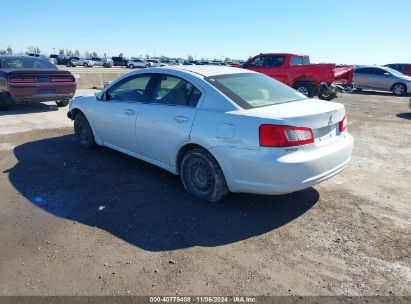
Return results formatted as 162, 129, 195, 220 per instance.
83, 63, 88, 67
180, 148, 229, 202
74, 112, 95, 149
55, 100, 69, 107
392, 83, 407, 96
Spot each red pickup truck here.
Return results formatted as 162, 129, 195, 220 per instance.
240, 53, 347, 100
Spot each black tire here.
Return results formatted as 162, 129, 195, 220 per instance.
318, 91, 337, 101
392, 83, 407, 96
145, 64, 149, 68
66, 62, 71, 67
0, 94, 9, 111
83, 63, 88, 68
293, 82, 315, 98
55, 100, 70, 107
103, 63, 108, 68
129, 64, 134, 69
180, 148, 229, 202
74, 112, 95, 149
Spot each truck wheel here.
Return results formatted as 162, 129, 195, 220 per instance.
294, 82, 315, 98
74, 112, 95, 149
0, 94, 9, 111
180, 148, 229, 202
55, 100, 70, 107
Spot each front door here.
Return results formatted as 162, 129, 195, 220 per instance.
93, 74, 153, 153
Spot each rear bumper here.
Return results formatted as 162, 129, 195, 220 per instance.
7, 83, 76, 104
211, 133, 353, 195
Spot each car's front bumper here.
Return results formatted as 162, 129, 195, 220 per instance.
211, 133, 354, 195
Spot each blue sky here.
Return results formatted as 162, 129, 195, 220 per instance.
1, 0, 410, 64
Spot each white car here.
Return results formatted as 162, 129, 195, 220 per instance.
127, 59, 150, 69
68, 66, 353, 202
146, 59, 165, 67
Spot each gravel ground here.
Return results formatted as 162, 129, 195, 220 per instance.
0, 91, 410, 296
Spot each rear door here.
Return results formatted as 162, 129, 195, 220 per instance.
135, 74, 202, 166
92, 74, 154, 153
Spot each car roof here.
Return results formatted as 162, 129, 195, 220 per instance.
159, 65, 254, 77
0, 55, 47, 60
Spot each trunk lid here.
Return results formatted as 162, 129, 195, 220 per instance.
243, 98, 346, 148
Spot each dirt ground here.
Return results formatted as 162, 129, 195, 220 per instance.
0, 90, 410, 296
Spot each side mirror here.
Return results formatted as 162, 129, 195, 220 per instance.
95, 91, 107, 101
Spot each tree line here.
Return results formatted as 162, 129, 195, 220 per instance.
0, 46, 244, 62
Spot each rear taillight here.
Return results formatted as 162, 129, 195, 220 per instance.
339, 115, 347, 132
259, 124, 314, 147
52, 76, 74, 82
9, 77, 36, 83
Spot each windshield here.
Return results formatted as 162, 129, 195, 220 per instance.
384, 67, 405, 77
206, 73, 307, 109
2, 58, 57, 69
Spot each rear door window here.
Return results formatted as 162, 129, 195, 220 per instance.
150, 74, 201, 107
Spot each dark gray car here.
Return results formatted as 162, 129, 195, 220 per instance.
354, 66, 411, 95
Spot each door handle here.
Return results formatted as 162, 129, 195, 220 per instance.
124, 109, 136, 116
173, 115, 189, 123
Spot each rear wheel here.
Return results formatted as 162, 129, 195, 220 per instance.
392, 83, 407, 96
74, 112, 95, 149
180, 148, 229, 202
293, 82, 315, 98
55, 100, 70, 107
0, 94, 9, 111
129, 64, 135, 69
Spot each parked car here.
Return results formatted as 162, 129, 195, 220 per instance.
146, 59, 165, 67
161, 60, 179, 66
90, 57, 113, 68
188, 60, 202, 65
0, 55, 76, 111
64, 56, 81, 67
67, 57, 94, 67
111, 56, 129, 67
353, 66, 411, 95
49, 54, 59, 62
127, 58, 150, 69
384, 64, 411, 77
67, 66, 353, 202
241, 53, 342, 100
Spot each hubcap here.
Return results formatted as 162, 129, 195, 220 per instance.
297, 87, 309, 96
394, 85, 404, 95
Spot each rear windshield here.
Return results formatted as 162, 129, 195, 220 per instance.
2, 58, 57, 69
206, 73, 307, 109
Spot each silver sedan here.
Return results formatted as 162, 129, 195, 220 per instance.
353, 66, 411, 95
